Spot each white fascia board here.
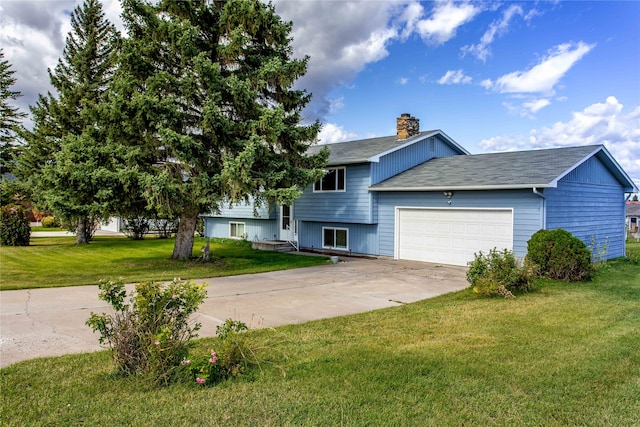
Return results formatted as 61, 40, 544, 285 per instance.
366, 130, 470, 163
547, 146, 603, 188
548, 145, 639, 192
369, 184, 550, 192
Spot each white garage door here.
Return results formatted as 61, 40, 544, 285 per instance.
396, 208, 513, 266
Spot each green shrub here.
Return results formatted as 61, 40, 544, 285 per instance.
466, 248, 536, 298
184, 319, 256, 386
87, 278, 207, 384
122, 216, 150, 240
526, 229, 593, 282
40, 216, 61, 228
0, 204, 31, 246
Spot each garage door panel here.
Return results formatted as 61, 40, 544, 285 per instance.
397, 208, 513, 266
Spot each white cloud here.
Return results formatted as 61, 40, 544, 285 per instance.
398, 1, 425, 40
437, 69, 472, 85
0, 0, 123, 119
482, 41, 595, 94
398, 77, 409, 85
479, 97, 640, 187
416, 0, 482, 45
275, 0, 402, 122
461, 4, 524, 62
317, 123, 358, 145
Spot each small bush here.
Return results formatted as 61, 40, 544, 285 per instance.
122, 216, 150, 240
466, 248, 536, 298
87, 278, 207, 384
40, 216, 61, 228
526, 229, 593, 282
183, 319, 257, 386
0, 204, 31, 246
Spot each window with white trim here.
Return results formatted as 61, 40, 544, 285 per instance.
229, 222, 245, 239
314, 167, 345, 192
323, 227, 348, 250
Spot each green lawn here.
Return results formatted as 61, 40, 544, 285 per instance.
0, 236, 329, 290
1, 258, 639, 425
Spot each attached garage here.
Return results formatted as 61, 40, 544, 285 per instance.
395, 207, 513, 266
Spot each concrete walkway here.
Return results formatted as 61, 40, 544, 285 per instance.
0, 257, 468, 368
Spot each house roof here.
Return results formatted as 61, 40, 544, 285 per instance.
370, 145, 638, 192
627, 202, 640, 217
308, 130, 469, 166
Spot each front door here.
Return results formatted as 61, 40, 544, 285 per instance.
279, 205, 297, 241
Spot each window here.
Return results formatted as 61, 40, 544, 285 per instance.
314, 167, 345, 192
281, 205, 291, 230
323, 227, 348, 250
229, 222, 245, 239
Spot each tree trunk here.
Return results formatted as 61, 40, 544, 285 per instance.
76, 217, 89, 245
171, 210, 198, 259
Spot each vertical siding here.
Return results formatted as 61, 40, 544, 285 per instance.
371, 135, 463, 184
377, 190, 543, 259
205, 217, 278, 241
298, 221, 379, 254
546, 157, 625, 259
295, 163, 373, 223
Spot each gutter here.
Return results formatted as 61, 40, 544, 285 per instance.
369, 184, 550, 191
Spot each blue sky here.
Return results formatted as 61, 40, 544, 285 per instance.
1, 1, 639, 188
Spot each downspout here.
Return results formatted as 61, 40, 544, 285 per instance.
532, 187, 546, 229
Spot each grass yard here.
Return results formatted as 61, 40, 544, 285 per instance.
1, 257, 639, 425
627, 238, 640, 259
0, 236, 329, 290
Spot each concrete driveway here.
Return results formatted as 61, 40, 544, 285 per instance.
0, 257, 468, 368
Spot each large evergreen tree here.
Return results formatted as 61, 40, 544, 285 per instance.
111, 0, 328, 259
19, 0, 120, 244
0, 49, 26, 178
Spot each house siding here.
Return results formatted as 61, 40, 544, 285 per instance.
377, 190, 543, 259
298, 221, 379, 254
371, 135, 462, 185
295, 163, 373, 224
545, 156, 625, 259
204, 217, 278, 242
208, 199, 275, 219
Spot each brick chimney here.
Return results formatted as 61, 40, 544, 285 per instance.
396, 113, 420, 139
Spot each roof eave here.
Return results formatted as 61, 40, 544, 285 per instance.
548, 145, 639, 192
369, 184, 551, 192
366, 130, 470, 163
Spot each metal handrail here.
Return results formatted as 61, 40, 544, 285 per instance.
285, 223, 298, 251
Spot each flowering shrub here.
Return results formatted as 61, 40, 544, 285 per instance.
86, 278, 207, 384
181, 319, 255, 386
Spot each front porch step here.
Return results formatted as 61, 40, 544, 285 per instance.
252, 240, 297, 252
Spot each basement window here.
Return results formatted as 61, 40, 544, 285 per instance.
323, 227, 348, 250
314, 167, 345, 192
229, 222, 245, 239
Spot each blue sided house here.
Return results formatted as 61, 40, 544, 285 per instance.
203, 114, 638, 266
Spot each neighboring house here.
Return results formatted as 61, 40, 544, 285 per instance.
627, 201, 640, 232
203, 114, 638, 266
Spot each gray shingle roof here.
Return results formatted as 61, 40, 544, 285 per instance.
627, 202, 640, 216
307, 131, 439, 165
370, 145, 603, 190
